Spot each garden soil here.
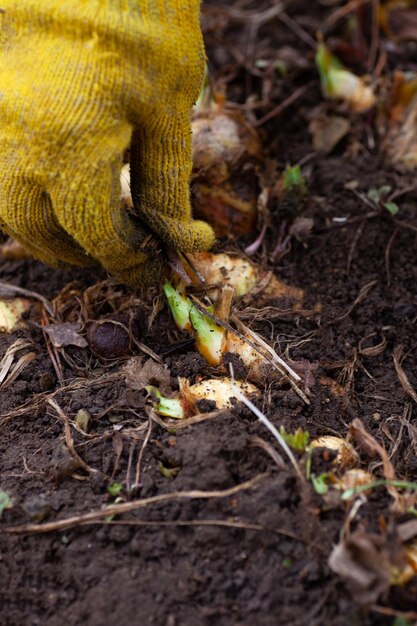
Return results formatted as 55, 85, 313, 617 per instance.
1, 1, 417, 625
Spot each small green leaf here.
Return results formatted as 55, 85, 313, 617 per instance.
107, 482, 123, 497
311, 473, 329, 495
0, 490, 12, 518
384, 201, 399, 216
279, 426, 310, 452
379, 185, 392, 196
159, 463, 180, 480
282, 164, 307, 194
367, 187, 380, 202
393, 617, 413, 626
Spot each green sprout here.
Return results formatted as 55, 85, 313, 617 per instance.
146, 386, 184, 419
282, 164, 307, 195
316, 43, 344, 99
311, 473, 331, 495
159, 462, 180, 480
367, 185, 399, 216
315, 42, 375, 112
163, 281, 192, 332
341, 478, 417, 501
279, 426, 310, 453
107, 482, 123, 497
188, 302, 225, 367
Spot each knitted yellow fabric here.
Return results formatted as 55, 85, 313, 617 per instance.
0, 0, 215, 285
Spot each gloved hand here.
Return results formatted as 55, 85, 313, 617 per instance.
0, 1, 215, 286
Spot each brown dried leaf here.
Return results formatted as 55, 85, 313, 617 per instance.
43, 322, 88, 349
124, 357, 172, 395
349, 418, 407, 511
288, 217, 314, 243
349, 418, 394, 479
398, 519, 417, 543
309, 114, 351, 155
328, 529, 392, 605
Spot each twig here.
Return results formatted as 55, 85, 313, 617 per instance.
347, 222, 365, 274
393, 346, 417, 405
367, 0, 380, 72
278, 12, 317, 50
77, 518, 301, 541
0, 281, 53, 315
384, 228, 398, 286
41, 310, 64, 383
330, 280, 378, 324
133, 415, 153, 490
232, 386, 304, 482
250, 435, 286, 470
7, 473, 267, 534
255, 83, 314, 127
47, 398, 100, 475
371, 606, 417, 620
325, 0, 371, 28
203, 2, 286, 25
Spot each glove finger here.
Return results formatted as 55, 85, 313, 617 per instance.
131, 125, 216, 254
50, 160, 163, 285
0, 174, 92, 267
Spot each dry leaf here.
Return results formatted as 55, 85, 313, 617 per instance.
309, 115, 351, 154
124, 357, 172, 395
398, 519, 417, 543
349, 418, 395, 479
349, 418, 407, 511
328, 529, 393, 605
43, 323, 88, 349
288, 217, 314, 242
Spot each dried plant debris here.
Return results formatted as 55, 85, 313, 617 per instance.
0, 298, 31, 333
43, 322, 88, 349
382, 71, 417, 168
328, 529, 394, 605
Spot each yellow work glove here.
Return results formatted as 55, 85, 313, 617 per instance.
0, 1, 215, 286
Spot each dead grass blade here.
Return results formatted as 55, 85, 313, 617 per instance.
232, 386, 304, 482
371, 606, 417, 621
349, 418, 405, 510
0, 371, 124, 424
7, 473, 267, 534
232, 315, 301, 382
393, 345, 417, 404
331, 280, 378, 324
77, 518, 301, 541
0, 281, 53, 316
47, 399, 100, 475
250, 436, 286, 470
0, 339, 35, 389
0, 351, 36, 390
328, 528, 392, 605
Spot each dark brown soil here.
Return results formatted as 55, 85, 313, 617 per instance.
1, 2, 417, 625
